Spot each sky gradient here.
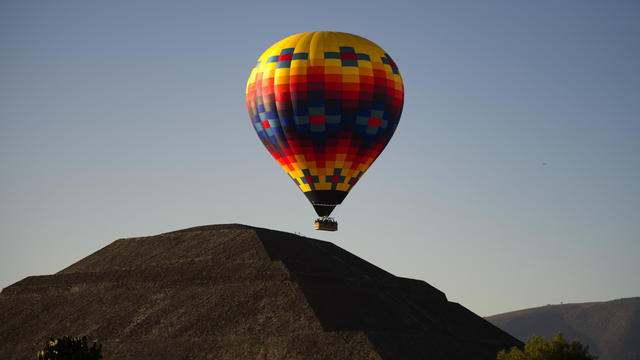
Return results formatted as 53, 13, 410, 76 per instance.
1, 0, 639, 316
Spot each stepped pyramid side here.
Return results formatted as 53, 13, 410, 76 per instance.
0, 224, 521, 359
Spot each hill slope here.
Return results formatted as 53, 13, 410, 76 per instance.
1, 224, 521, 359
486, 297, 640, 360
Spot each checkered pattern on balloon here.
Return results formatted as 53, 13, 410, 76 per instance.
246, 32, 404, 217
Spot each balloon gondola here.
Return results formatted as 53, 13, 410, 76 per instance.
314, 217, 338, 231
246, 31, 404, 230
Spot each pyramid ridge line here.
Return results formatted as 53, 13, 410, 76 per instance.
121, 223, 331, 245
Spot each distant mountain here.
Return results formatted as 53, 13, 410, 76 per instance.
0, 224, 521, 359
486, 298, 640, 360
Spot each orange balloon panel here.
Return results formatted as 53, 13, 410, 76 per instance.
246, 32, 404, 216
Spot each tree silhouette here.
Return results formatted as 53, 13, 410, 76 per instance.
37, 336, 102, 360
497, 332, 597, 360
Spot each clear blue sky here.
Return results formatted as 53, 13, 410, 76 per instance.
1, 0, 638, 316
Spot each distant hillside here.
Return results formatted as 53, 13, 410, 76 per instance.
486, 298, 640, 360
0, 224, 521, 359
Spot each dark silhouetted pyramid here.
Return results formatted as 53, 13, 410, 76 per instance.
0, 224, 521, 359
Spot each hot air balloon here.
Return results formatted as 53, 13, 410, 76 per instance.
246, 31, 404, 231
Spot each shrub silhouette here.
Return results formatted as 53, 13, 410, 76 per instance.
497, 332, 597, 360
36, 336, 102, 360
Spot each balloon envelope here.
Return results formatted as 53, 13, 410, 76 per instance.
246, 31, 404, 217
